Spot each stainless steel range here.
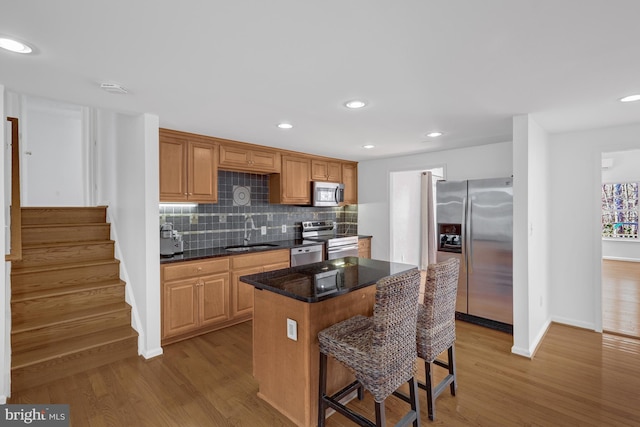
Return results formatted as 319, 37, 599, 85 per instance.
301, 220, 359, 260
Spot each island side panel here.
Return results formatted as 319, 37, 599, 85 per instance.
253, 286, 376, 427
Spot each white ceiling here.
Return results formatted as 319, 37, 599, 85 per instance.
2, 0, 640, 161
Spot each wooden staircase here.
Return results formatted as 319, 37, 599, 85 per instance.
10, 207, 138, 392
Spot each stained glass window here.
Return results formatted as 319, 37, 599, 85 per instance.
602, 182, 638, 238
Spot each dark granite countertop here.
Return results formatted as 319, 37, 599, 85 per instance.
159, 239, 319, 264
160, 235, 372, 264
240, 256, 417, 303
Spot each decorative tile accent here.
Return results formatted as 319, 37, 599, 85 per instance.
159, 171, 357, 250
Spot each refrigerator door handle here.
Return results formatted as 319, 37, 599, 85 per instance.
461, 195, 468, 260
467, 195, 473, 274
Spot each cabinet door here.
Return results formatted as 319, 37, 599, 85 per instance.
326, 161, 342, 182
219, 144, 251, 169
281, 155, 311, 204
200, 272, 230, 326
231, 266, 263, 318
163, 279, 198, 338
188, 141, 218, 203
342, 162, 358, 205
311, 160, 342, 182
251, 149, 280, 172
160, 136, 188, 202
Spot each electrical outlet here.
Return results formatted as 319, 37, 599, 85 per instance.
261, 225, 266, 235
219, 214, 226, 223
160, 215, 166, 223
287, 318, 298, 341
190, 213, 198, 224
282, 224, 287, 233
267, 213, 273, 221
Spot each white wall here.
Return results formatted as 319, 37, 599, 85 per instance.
549, 122, 640, 332
20, 96, 88, 206
511, 115, 552, 357
96, 111, 162, 358
1, 84, 10, 403
359, 142, 513, 262
601, 149, 640, 261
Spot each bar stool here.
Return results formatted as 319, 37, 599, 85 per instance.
416, 258, 460, 420
317, 268, 422, 427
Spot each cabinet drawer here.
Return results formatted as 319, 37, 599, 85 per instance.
163, 258, 230, 282
231, 249, 290, 269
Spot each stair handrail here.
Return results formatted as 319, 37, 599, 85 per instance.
5, 117, 22, 261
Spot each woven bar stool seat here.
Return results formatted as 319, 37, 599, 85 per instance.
417, 257, 460, 421
318, 268, 422, 427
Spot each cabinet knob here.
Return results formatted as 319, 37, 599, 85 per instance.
197, 267, 202, 271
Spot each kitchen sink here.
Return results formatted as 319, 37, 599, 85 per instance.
225, 243, 279, 252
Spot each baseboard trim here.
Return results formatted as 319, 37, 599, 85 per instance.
142, 347, 163, 360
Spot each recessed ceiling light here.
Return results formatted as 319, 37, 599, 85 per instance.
620, 94, 640, 103
344, 100, 367, 109
362, 144, 375, 149
426, 132, 443, 138
277, 123, 293, 129
0, 37, 33, 54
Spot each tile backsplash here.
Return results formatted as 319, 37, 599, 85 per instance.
159, 171, 358, 250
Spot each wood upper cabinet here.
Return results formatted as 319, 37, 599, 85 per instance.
269, 155, 311, 205
219, 143, 281, 173
342, 162, 358, 205
159, 130, 218, 203
230, 250, 290, 318
161, 258, 230, 342
311, 159, 342, 182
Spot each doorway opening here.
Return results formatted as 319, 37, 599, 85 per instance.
601, 150, 640, 338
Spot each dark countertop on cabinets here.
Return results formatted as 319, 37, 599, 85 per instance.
159, 239, 318, 264
239, 256, 416, 303
160, 235, 372, 264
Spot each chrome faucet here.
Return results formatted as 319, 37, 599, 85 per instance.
244, 215, 257, 245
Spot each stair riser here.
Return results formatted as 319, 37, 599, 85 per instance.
12, 285, 125, 319
13, 242, 115, 268
11, 263, 120, 294
11, 336, 138, 393
22, 225, 111, 245
21, 207, 107, 225
11, 309, 132, 353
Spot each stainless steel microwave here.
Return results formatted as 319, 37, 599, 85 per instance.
312, 181, 344, 207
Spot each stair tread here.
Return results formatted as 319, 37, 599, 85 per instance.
12, 325, 138, 369
12, 279, 125, 302
11, 258, 120, 275
21, 240, 114, 250
12, 301, 131, 333
22, 222, 110, 229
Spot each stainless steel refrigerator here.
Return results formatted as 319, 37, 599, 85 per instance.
435, 177, 513, 325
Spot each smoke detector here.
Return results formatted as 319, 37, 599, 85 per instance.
100, 83, 128, 94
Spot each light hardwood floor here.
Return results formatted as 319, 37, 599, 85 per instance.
9, 319, 640, 426
602, 259, 640, 338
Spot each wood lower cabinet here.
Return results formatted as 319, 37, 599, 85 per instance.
342, 162, 358, 205
231, 250, 290, 318
219, 143, 281, 173
159, 129, 218, 203
311, 159, 342, 182
358, 237, 371, 258
162, 258, 230, 344
162, 250, 290, 345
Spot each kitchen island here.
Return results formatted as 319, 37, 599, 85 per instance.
240, 257, 416, 427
